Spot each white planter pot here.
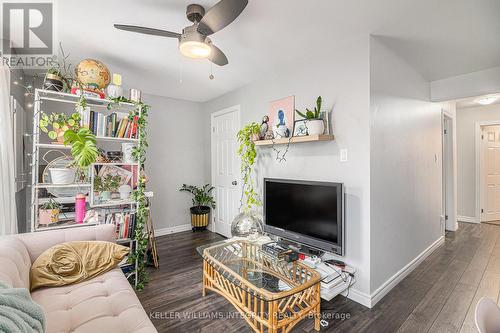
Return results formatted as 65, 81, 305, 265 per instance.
305, 119, 325, 135
49, 168, 76, 184
118, 184, 132, 199
122, 143, 136, 163
106, 84, 123, 99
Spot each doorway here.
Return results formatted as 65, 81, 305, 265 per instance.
442, 113, 456, 232
210, 105, 241, 238
478, 123, 500, 223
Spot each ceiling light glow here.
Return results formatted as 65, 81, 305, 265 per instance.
477, 95, 499, 105
179, 40, 211, 59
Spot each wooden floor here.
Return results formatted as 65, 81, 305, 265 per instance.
138, 223, 500, 333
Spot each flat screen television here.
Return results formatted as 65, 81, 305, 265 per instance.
264, 178, 344, 255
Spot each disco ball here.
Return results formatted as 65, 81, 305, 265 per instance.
231, 211, 264, 238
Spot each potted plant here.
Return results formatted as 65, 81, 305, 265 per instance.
237, 124, 261, 211
295, 96, 325, 135
179, 184, 216, 231
94, 174, 121, 201
38, 199, 61, 225
43, 66, 65, 92
40, 111, 81, 144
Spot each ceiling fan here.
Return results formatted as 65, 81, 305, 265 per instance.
114, 0, 248, 66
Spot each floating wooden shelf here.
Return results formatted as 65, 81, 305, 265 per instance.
253, 134, 335, 146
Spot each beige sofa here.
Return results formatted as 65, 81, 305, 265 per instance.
0, 225, 157, 333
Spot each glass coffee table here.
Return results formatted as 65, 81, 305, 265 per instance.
197, 240, 322, 333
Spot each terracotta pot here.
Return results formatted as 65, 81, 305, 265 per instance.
39, 209, 60, 225
55, 128, 65, 143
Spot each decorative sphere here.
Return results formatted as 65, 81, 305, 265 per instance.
75, 59, 111, 90
231, 211, 264, 238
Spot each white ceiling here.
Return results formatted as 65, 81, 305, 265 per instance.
56, 0, 500, 102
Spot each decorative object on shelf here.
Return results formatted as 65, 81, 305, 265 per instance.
237, 123, 262, 211
93, 174, 121, 202
269, 96, 294, 139
38, 199, 61, 225
83, 209, 98, 224
106, 151, 123, 162
106, 73, 124, 98
43, 72, 64, 92
118, 184, 132, 199
179, 184, 216, 231
294, 96, 325, 136
230, 210, 264, 239
75, 59, 111, 94
321, 110, 331, 135
42, 44, 73, 92
75, 193, 86, 224
129, 89, 142, 103
42, 153, 88, 197
49, 167, 76, 185
259, 115, 270, 139
293, 119, 309, 137
121, 143, 136, 163
98, 164, 132, 186
39, 111, 81, 143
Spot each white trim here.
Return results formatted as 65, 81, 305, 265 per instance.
442, 108, 458, 232
457, 215, 479, 224
369, 236, 445, 307
475, 120, 500, 223
344, 288, 371, 308
155, 224, 192, 236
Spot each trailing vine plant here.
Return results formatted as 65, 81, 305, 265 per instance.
237, 123, 262, 211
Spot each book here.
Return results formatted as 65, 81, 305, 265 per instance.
89, 111, 95, 134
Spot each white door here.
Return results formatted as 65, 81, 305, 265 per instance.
211, 106, 241, 238
481, 125, 500, 222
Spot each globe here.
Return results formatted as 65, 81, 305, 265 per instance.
75, 59, 111, 90
231, 211, 264, 238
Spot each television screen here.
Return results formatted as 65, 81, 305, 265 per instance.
264, 178, 344, 254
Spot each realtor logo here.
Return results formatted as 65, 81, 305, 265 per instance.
2, 2, 53, 55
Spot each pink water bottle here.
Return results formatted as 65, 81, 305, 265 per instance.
75, 193, 86, 224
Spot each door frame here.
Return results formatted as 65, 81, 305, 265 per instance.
442, 110, 457, 232
209, 105, 241, 233
475, 120, 500, 223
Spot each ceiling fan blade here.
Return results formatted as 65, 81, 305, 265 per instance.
209, 44, 228, 66
114, 24, 180, 39
197, 0, 248, 35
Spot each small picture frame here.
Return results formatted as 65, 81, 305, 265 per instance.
98, 165, 132, 186
293, 120, 309, 137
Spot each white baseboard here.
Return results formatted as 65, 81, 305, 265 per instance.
155, 224, 192, 236
344, 287, 371, 308
457, 215, 479, 224
369, 236, 445, 307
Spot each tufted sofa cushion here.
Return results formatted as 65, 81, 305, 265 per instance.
31, 268, 156, 333
0, 237, 31, 288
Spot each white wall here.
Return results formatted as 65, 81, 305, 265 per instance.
145, 94, 206, 233
456, 103, 500, 219
431, 66, 500, 102
370, 37, 444, 297
202, 36, 372, 304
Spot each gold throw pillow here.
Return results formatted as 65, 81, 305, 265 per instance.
30, 241, 129, 291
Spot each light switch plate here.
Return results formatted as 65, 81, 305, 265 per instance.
340, 149, 348, 162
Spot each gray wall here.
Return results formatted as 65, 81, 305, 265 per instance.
145, 94, 206, 231
456, 103, 500, 218
202, 36, 372, 299
370, 37, 443, 293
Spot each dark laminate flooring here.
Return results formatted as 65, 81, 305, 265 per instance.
137, 223, 500, 333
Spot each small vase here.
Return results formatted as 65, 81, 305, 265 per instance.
100, 191, 111, 201
43, 74, 64, 92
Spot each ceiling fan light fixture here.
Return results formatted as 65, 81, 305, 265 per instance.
476, 95, 499, 105
179, 40, 211, 59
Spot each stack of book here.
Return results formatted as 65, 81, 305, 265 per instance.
80, 109, 138, 139
104, 211, 136, 240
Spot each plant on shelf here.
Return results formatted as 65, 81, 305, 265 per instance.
63, 128, 98, 168
38, 199, 62, 226
179, 184, 216, 231
294, 96, 325, 136
237, 123, 262, 211
42, 44, 74, 92
93, 174, 121, 201
39, 112, 81, 143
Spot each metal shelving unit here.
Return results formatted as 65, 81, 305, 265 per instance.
30, 89, 143, 233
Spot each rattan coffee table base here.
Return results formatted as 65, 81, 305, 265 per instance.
202, 260, 321, 333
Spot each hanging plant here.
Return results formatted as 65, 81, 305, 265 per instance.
237, 122, 262, 211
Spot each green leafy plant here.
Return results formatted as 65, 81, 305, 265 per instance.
295, 96, 323, 120
63, 128, 98, 168
93, 174, 121, 192
237, 122, 262, 211
39, 112, 80, 140
39, 198, 62, 211
179, 184, 216, 209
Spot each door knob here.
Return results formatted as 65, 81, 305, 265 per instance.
232, 181, 237, 185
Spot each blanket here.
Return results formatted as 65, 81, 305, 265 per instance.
0, 281, 45, 333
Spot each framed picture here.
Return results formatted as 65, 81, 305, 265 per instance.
293, 120, 309, 137
268, 96, 295, 138
98, 165, 132, 186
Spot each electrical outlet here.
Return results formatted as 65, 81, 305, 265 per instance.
340, 149, 348, 162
